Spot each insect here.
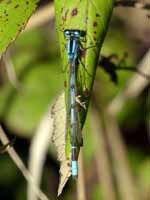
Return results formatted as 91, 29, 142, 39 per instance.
64, 29, 86, 177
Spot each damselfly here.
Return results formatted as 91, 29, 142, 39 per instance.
64, 29, 86, 177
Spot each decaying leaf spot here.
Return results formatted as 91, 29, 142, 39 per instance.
61, 7, 63, 13
62, 9, 69, 22
64, 80, 67, 88
71, 8, 78, 16
67, 162, 71, 167
93, 21, 98, 27
96, 13, 101, 17
14, 4, 19, 9
85, 17, 88, 24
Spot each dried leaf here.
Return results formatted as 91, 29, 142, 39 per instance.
51, 93, 71, 195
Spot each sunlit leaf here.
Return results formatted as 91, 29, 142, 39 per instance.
0, 0, 39, 54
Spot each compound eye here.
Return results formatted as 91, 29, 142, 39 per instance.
64, 30, 70, 36
74, 31, 80, 36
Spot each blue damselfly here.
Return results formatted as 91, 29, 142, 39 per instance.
64, 29, 86, 177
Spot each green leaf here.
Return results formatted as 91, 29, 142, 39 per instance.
55, 0, 114, 157
0, 0, 39, 55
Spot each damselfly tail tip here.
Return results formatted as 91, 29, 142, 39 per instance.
71, 160, 78, 178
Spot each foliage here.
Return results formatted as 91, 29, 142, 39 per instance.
0, 0, 39, 55
0, 0, 149, 199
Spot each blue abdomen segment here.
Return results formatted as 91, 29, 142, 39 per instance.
72, 160, 78, 177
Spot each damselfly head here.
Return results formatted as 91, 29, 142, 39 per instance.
64, 29, 86, 38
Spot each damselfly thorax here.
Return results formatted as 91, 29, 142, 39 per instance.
64, 29, 86, 64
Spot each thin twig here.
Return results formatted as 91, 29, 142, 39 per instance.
115, 0, 150, 10
77, 149, 86, 200
99, 55, 150, 82
104, 114, 140, 200
2, 51, 21, 89
0, 125, 49, 200
0, 137, 15, 154
116, 66, 150, 80
147, 87, 150, 141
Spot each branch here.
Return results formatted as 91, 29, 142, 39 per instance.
115, 0, 150, 10
2, 51, 21, 89
91, 106, 117, 200
103, 114, 140, 200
